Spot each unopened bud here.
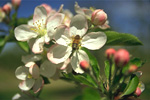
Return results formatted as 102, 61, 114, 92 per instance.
135, 87, 141, 97
105, 48, 116, 59
41, 4, 52, 14
80, 60, 89, 71
2, 3, 12, 15
114, 49, 130, 67
91, 9, 107, 26
0, 8, 6, 22
128, 65, 138, 73
11, 0, 21, 10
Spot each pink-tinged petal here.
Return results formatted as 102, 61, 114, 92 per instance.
32, 37, 45, 54
25, 62, 35, 68
19, 78, 35, 91
47, 13, 65, 38
70, 14, 88, 37
74, 2, 84, 15
29, 64, 40, 79
71, 50, 89, 73
22, 54, 42, 64
55, 25, 71, 46
33, 6, 47, 25
82, 32, 107, 50
60, 58, 71, 70
40, 60, 57, 78
33, 77, 44, 93
15, 66, 29, 80
47, 44, 72, 64
14, 25, 37, 41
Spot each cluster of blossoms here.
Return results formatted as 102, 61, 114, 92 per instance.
0, 0, 21, 22
14, 2, 109, 92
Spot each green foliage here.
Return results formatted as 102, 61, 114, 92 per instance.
82, 47, 100, 80
74, 87, 101, 100
104, 60, 110, 79
0, 36, 5, 53
63, 73, 97, 88
121, 74, 139, 97
105, 31, 143, 46
17, 41, 29, 52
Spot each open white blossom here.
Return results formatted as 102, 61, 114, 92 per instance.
14, 6, 64, 54
47, 14, 107, 73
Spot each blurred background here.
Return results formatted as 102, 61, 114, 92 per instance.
0, 0, 150, 100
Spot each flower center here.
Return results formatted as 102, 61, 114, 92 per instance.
27, 74, 32, 79
72, 35, 81, 50
31, 19, 47, 37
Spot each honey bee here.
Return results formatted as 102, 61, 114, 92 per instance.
72, 35, 81, 50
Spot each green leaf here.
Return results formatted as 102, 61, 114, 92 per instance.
42, 76, 50, 84
121, 74, 139, 97
82, 88, 101, 100
104, 60, 110, 79
0, 36, 5, 53
82, 48, 100, 80
63, 73, 97, 88
17, 41, 29, 52
105, 31, 142, 46
74, 88, 101, 100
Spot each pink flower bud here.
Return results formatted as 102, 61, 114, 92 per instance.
105, 48, 116, 59
41, 4, 52, 14
114, 49, 130, 67
135, 87, 141, 96
91, 9, 107, 26
2, 3, 12, 15
11, 0, 21, 9
80, 60, 89, 71
128, 65, 138, 73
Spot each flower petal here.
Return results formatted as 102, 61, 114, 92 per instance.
40, 60, 57, 78
27, 19, 34, 26
71, 50, 89, 73
25, 62, 35, 68
33, 77, 44, 93
47, 13, 65, 38
74, 2, 84, 15
70, 26, 87, 37
82, 32, 107, 50
15, 66, 29, 80
19, 78, 35, 91
29, 64, 40, 79
14, 25, 37, 41
33, 6, 47, 25
22, 54, 42, 64
70, 14, 88, 37
47, 44, 72, 64
32, 37, 45, 54
55, 25, 71, 46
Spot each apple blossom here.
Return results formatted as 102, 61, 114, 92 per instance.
80, 60, 90, 71
105, 48, 116, 59
128, 65, 138, 73
47, 14, 107, 73
2, 3, 12, 15
11, 0, 21, 10
74, 2, 110, 29
15, 6, 64, 54
41, 3, 52, 15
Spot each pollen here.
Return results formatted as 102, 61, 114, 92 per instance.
30, 19, 47, 37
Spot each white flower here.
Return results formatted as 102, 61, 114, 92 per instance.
15, 62, 44, 93
15, 6, 64, 54
47, 14, 107, 73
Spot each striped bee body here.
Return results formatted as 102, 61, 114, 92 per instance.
72, 35, 81, 50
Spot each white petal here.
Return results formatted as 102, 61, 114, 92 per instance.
15, 25, 38, 41
70, 14, 88, 36
71, 50, 89, 73
33, 77, 44, 93
29, 64, 40, 79
70, 26, 86, 37
27, 19, 34, 26
82, 32, 107, 50
74, 2, 84, 15
55, 25, 71, 46
44, 33, 50, 43
47, 13, 65, 38
25, 62, 35, 68
32, 37, 45, 54
40, 60, 57, 78
19, 78, 35, 91
60, 58, 71, 70
33, 6, 47, 27
47, 44, 72, 64
12, 93, 21, 100
22, 54, 42, 64
15, 66, 29, 80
